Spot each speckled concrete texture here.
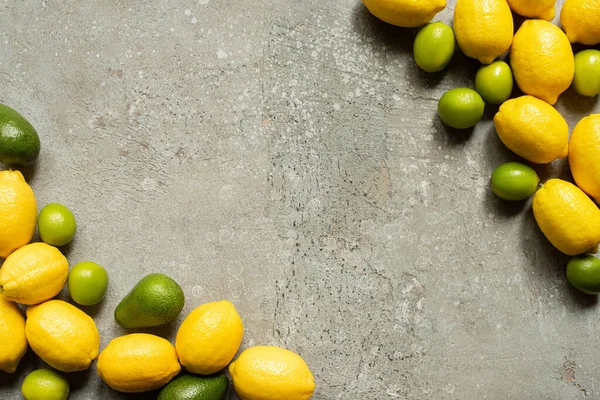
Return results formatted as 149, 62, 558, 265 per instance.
0, 0, 597, 399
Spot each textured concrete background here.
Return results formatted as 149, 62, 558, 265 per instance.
0, 0, 598, 399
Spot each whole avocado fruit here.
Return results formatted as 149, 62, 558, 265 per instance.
115, 273, 185, 328
0, 104, 41, 166
158, 374, 229, 400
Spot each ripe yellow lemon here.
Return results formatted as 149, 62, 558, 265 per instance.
361, 0, 446, 28
0, 295, 27, 373
494, 96, 569, 164
230, 346, 315, 400
97, 333, 181, 393
561, 0, 600, 45
568, 115, 600, 202
176, 300, 243, 375
510, 20, 574, 105
0, 242, 69, 305
26, 300, 100, 372
532, 179, 600, 256
454, 0, 513, 64
0, 170, 36, 259
506, 0, 556, 20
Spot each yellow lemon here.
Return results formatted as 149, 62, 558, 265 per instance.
532, 179, 600, 256
561, 0, 600, 45
175, 300, 243, 375
0, 295, 27, 373
229, 346, 315, 400
453, 0, 513, 64
0, 242, 68, 305
361, 0, 446, 28
568, 115, 600, 202
97, 333, 181, 393
506, 0, 556, 20
0, 170, 36, 259
25, 300, 99, 372
510, 20, 574, 105
493, 95, 569, 164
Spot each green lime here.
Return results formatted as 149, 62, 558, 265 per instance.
68, 261, 109, 305
38, 203, 77, 246
438, 88, 485, 129
475, 61, 513, 104
21, 369, 69, 400
573, 49, 600, 97
414, 21, 455, 73
158, 373, 229, 400
0, 104, 40, 167
491, 162, 539, 201
567, 256, 600, 294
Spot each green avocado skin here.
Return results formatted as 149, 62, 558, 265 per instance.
0, 103, 41, 166
158, 374, 229, 400
114, 273, 185, 328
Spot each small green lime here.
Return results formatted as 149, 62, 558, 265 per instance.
38, 203, 77, 246
158, 373, 229, 400
491, 162, 539, 201
438, 88, 485, 129
21, 369, 69, 400
68, 261, 109, 305
573, 49, 600, 97
475, 61, 513, 104
414, 21, 455, 73
567, 255, 600, 294
0, 104, 41, 167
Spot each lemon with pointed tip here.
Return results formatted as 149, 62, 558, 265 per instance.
176, 300, 243, 375
561, 0, 600, 45
0, 242, 69, 305
26, 300, 100, 372
568, 115, 600, 203
532, 179, 600, 256
230, 346, 315, 400
506, 0, 556, 20
0, 169, 37, 259
0, 295, 27, 373
510, 20, 574, 105
361, 0, 446, 28
97, 333, 181, 393
453, 0, 513, 64
494, 96, 569, 164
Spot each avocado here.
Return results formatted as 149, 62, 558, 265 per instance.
115, 273, 185, 328
0, 103, 41, 166
158, 374, 229, 400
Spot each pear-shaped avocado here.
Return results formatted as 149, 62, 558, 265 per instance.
115, 273, 185, 328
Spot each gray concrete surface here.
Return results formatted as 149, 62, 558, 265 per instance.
0, 0, 598, 399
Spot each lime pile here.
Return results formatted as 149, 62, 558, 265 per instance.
0, 107, 315, 400
362, 0, 600, 294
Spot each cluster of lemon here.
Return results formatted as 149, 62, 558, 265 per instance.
362, 0, 600, 294
0, 129, 314, 398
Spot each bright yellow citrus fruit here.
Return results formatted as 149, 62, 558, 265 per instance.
230, 346, 315, 400
532, 179, 600, 256
176, 300, 243, 375
568, 115, 600, 203
0, 242, 69, 305
0, 170, 36, 259
561, 0, 600, 45
506, 0, 556, 20
97, 333, 181, 393
25, 300, 100, 372
493, 95, 569, 164
510, 19, 574, 105
453, 0, 513, 64
0, 294, 27, 373
361, 0, 446, 28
